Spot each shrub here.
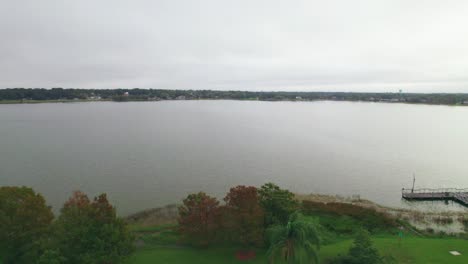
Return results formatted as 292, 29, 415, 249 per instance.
301, 201, 396, 232
458, 217, 468, 232
329, 229, 384, 264
433, 216, 453, 225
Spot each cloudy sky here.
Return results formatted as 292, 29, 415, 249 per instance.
1, 0, 468, 92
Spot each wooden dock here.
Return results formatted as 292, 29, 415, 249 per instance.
402, 188, 468, 206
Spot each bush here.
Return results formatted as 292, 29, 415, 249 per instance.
433, 216, 453, 225
301, 201, 396, 232
329, 229, 384, 264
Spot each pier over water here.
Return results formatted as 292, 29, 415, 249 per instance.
402, 188, 468, 207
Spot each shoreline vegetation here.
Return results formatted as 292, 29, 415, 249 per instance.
126, 193, 468, 235
2, 184, 468, 263
123, 186, 468, 264
3, 88, 468, 106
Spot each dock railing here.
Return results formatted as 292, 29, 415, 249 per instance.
402, 188, 468, 194
402, 187, 468, 206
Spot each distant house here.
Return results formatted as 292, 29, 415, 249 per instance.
123, 92, 129, 96
295, 96, 302, 100
463, 101, 468, 105
176, 95, 186, 100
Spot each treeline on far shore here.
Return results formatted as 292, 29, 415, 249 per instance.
2, 88, 468, 105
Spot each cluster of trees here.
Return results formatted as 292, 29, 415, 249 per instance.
178, 183, 391, 264
2, 183, 391, 264
0, 187, 133, 264
178, 183, 300, 247
3, 88, 468, 105
177, 183, 323, 263
178, 185, 269, 248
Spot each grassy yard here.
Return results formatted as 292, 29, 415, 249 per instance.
125, 236, 468, 264
374, 237, 468, 264
126, 209, 468, 264
125, 247, 267, 264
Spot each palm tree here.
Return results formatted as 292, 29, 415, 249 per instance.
267, 212, 320, 264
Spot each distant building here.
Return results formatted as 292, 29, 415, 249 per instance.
463, 101, 468, 105
123, 92, 129, 96
176, 95, 186, 100
295, 96, 302, 100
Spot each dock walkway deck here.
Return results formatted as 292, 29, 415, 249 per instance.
402, 188, 468, 206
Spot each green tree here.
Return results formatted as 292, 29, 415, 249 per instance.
347, 229, 383, 264
52, 191, 134, 264
267, 212, 320, 264
259, 183, 298, 226
178, 192, 221, 247
0, 186, 54, 264
330, 229, 384, 264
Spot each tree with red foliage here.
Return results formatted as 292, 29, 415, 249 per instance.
0, 186, 54, 264
178, 192, 221, 247
223, 185, 264, 248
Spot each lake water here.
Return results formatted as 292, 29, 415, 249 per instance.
1, 100, 468, 215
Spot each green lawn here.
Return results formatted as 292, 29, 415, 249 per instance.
374, 237, 468, 264
125, 247, 267, 264
125, 236, 468, 264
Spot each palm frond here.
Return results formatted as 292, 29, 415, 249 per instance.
266, 213, 321, 264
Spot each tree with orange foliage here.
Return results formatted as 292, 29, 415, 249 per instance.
178, 192, 221, 247
223, 185, 265, 248
0, 186, 54, 264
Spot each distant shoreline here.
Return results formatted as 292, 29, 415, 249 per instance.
2, 88, 468, 106
0, 99, 112, 104
2, 97, 468, 107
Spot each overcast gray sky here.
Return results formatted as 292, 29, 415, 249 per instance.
1, 0, 468, 92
